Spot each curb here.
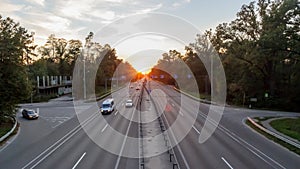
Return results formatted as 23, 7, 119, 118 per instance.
0, 116, 17, 142
95, 92, 112, 101
247, 117, 300, 149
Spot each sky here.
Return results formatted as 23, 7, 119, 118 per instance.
0, 0, 253, 72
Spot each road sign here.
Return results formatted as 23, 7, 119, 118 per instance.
264, 93, 269, 98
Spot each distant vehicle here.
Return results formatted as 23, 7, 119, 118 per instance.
125, 99, 133, 107
136, 87, 140, 90
100, 99, 115, 115
22, 109, 39, 119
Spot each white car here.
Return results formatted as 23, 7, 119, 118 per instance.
125, 99, 133, 107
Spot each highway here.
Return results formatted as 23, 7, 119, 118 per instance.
0, 79, 300, 169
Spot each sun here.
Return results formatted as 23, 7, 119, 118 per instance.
138, 69, 151, 75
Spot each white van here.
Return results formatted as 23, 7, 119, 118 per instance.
100, 99, 115, 115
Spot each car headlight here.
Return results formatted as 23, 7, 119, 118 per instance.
29, 115, 32, 118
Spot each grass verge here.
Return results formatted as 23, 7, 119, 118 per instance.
0, 123, 12, 138
0, 118, 19, 145
181, 90, 211, 100
246, 119, 300, 155
270, 118, 300, 142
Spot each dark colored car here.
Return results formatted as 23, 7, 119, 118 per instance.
22, 109, 39, 119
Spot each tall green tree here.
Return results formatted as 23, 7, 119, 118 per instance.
73, 32, 137, 99
0, 15, 34, 122
37, 34, 82, 76
207, 0, 300, 109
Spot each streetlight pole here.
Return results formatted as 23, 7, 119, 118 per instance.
105, 77, 107, 92
83, 59, 86, 100
31, 91, 33, 103
116, 67, 119, 88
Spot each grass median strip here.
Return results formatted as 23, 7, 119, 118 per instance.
246, 120, 300, 155
0, 124, 12, 138
270, 118, 300, 142
0, 119, 19, 146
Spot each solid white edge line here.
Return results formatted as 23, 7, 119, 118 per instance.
114, 111, 118, 116
198, 111, 285, 169
23, 89, 128, 169
192, 126, 201, 135
101, 124, 108, 132
72, 152, 86, 169
221, 157, 234, 169
21, 113, 98, 169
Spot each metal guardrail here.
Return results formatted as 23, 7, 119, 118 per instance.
0, 116, 17, 142
247, 117, 300, 149
139, 82, 145, 169
172, 87, 216, 105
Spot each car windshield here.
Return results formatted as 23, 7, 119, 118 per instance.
27, 111, 35, 115
102, 104, 110, 108
127, 100, 132, 103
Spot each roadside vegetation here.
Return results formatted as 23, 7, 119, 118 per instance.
0, 16, 33, 124
0, 0, 299, 134
149, 0, 300, 111
0, 118, 13, 138
270, 118, 300, 142
30, 94, 58, 103
0, 117, 19, 145
0, 16, 137, 125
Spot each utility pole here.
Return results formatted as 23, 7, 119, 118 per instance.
83, 32, 93, 100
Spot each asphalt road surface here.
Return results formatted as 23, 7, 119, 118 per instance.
0, 79, 299, 169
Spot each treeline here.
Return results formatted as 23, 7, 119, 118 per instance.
0, 16, 33, 123
209, 0, 299, 110
150, 0, 300, 111
29, 34, 136, 100
72, 32, 136, 98
31, 32, 136, 93
148, 40, 212, 99
0, 15, 136, 122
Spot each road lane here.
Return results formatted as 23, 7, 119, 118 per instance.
72, 152, 86, 169
1, 80, 300, 169
24, 88, 140, 169
149, 80, 300, 169
0, 84, 139, 169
